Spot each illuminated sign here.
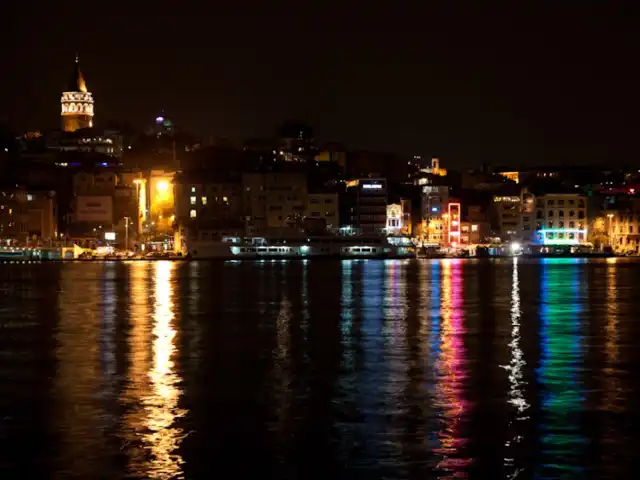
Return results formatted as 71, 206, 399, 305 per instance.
448, 202, 462, 245
537, 228, 587, 245
431, 206, 439, 212
104, 232, 116, 241
362, 184, 383, 189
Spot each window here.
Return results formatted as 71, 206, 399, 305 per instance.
191, 186, 196, 193
223, 196, 228, 202
27, 194, 33, 202
569, 221, 575, 228
201, 196, 207, 205
559, 221, 564, 228
548, 221, 553, 228
471, 224, 478, 232
548, 210, 554, 217
569, 210, 575, 217
547, 199, 555, 206
190, 209, 197, 218
630, 226, 634, 234
190, 196, 196, 205
537, 210, 543, 219
558, 199, 565, 206
578, 210, 585, 219
558, 210, 564, 217
569, 199, 575, 205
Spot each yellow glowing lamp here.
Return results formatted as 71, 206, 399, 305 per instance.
156, 180, 169, 192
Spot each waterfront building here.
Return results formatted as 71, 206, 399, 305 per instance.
306, 192, 339, 231
489, 194, 521, 242
0, 187, 57, 244
531, 192, 588, 245
343, 178, 388, 234
243, 172, 308, 234
386, 199, 412, 235
420, 184, 449, 245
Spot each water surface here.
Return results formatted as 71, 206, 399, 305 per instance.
0, 258, 638, 478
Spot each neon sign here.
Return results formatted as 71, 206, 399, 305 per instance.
537, 228, 587, 245
448, 202, 461, 245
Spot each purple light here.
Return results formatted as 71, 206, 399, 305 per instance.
156, 116, 164, 124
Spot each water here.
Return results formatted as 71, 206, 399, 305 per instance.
0, 258, 638, 479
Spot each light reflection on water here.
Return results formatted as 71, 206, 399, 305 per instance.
2, 259, 640, 478
502, 258, 530, 478
433, 259, 471, 477
143, 261, 187, 479
536, 258, 587, 479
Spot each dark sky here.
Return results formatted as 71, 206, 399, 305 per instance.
2, 1, 639, 167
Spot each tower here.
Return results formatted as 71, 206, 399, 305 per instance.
60, 55, 94, 132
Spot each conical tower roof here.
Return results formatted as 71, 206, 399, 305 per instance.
67, 54, 87, 93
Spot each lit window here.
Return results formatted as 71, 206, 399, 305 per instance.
191, 186, 196, 193
27, 194, 33, 201
202, 196, 207, 205
190, 209, 197, 218
223, 196, 228, 202
471, 224, 478, 232
190, 196, 196, 205
8, 208, 12, 215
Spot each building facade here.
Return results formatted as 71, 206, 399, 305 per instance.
0, 188, 57, 243
420, 184, 449, 245
306, 192, 339, 231
344, 178, 388, 234
243, 172, 308, 234
532, 193, 587, 245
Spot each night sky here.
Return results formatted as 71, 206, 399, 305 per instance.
2, 1, 638, 167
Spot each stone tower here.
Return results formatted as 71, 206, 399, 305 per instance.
60, 55, 94, 132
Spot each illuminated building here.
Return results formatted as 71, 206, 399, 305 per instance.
149, 171, 176, 233
423, 157, 447, 176
447, 202, 461, 245
343, 178, 388, 234
498, 171, 520, 184
386, 200, 412, 235
460, 221, 488, 244
61, 55, 94, 132
490, 195, 521, 242
173, 172, 244, 248
602, 212, 640, 253
421, 184, 449, 245
533, 193, 587, 245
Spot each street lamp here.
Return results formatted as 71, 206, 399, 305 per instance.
124, 216, 130, 254
607, 213, 614, 249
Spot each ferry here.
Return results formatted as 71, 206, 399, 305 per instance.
0, 247, 44, 261
183, 235, 415, 260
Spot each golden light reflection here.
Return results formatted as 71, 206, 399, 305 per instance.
141, 261, 187, 479
602, 260, 621, 413
122, 262, 152, 471
434, 259, 471, 475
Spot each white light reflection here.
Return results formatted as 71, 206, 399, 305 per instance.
503, 257, 530, 478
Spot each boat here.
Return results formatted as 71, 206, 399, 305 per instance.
182, 235, 415, 260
